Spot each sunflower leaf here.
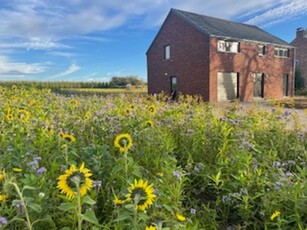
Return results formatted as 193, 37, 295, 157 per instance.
83, 196, 96, 205
28, 203, 42, 213
81, 210, 99, 225
58, 203, 75, 211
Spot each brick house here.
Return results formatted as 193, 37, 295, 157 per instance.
146, 9, 295, 102
291, 28, 307, 87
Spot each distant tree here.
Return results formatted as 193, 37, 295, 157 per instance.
109, 76, 145, 88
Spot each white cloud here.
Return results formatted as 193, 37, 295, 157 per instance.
1, 0, 305, 43
0, 55, 47, 75
48, 51, 75, 58
50, 64, 81, 79
244, 0, 307, 26
0, 38, 70, 50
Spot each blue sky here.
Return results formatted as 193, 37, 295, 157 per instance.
0, 0, 306, 82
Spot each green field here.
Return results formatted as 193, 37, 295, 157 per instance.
58, 87, 147, 96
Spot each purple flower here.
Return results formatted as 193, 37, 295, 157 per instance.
36, 167, 47, 176
0, 216, 8, 225
190, 208, 196, 214
173, 170, 182, 181
27, 160, 39, 169
6, 146, 13, 152
92, 180, 102, 188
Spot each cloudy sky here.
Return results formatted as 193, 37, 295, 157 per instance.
0, 0, 306, 82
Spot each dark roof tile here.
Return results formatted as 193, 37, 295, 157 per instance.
172, 9, 290, 46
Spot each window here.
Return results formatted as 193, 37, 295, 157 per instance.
274, 47, 289, 58
258, 45, 265, 56
217, 40, 239, 53
164, 45, 170, 60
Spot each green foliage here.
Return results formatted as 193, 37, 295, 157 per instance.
0, 86, 306, 229
109, 76, 146, 88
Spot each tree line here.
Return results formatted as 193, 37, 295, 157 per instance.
0, 76, 146, 89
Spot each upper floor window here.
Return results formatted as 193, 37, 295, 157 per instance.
164, 45, 170, 60
217, 40, 239, 53
258, 45, 266, 56
274, 47, 289, 58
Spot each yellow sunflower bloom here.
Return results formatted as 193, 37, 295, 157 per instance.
270, 210, 281, 221
83, 111, 91, 120
114, 133, 133, 153
176, 213, 186, 222
148, 104, 157, 114
113, 196, 126, 205
126, 179, 156, 211
60, 132, 76, 143
13, 168, 22, 172
69, 99, 79, 107
144, 120, 154, 128
5, 113, 13, 122
145, 225, 156, 230
17, 109, 30, 122
57, 162, 93, 199
0, 194, 6, 202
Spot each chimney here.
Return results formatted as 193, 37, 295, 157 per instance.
296, 27, 304, 38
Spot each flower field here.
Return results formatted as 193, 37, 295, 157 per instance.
0, 85, 306, 229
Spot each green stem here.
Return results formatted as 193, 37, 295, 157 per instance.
10, 182, 32, 230
133, 203, 138, 230
77, 192, 82, 230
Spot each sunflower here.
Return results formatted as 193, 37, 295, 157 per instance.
83, 111, 91, 120
114, 133, 133, 153
57, 162, 92, 199
5, 113, 13, 122
0, 194, 6, 202
176, 213, 186, 222
145, 225, 156, 230
148, 105, 157, 114
144, 120, 154, 128
17, 109, 30, 122
69, 99, 79, 107
270, 210, 281, 221
13, 168, 22, 173
113, 195, 126, 205
60, 132, 76, 143
126, 179, 156, 211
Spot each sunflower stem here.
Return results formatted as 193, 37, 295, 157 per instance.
9, 182, 33, 230
72, 176, 83, 230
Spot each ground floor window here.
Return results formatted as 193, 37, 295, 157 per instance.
283, 74, 289, 96
253, 73, 264, 98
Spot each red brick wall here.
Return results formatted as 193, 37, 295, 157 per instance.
147, 12, 294, 102
291, 30, 307, 86
209, 38, 294, 101
147, 12, 210, 100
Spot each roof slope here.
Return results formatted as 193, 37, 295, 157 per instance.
172, 9, 290, 46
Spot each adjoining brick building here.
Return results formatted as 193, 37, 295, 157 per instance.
146, 9, 295, 102
291, 28, 307, 87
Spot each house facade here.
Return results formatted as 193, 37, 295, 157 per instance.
291, 28, 307, 87
147, 9, 295, 102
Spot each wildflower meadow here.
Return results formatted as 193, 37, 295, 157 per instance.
0, 85, 306, 229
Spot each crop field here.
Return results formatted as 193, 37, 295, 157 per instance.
58, 87, 147, 97
0, 85, 306, 229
